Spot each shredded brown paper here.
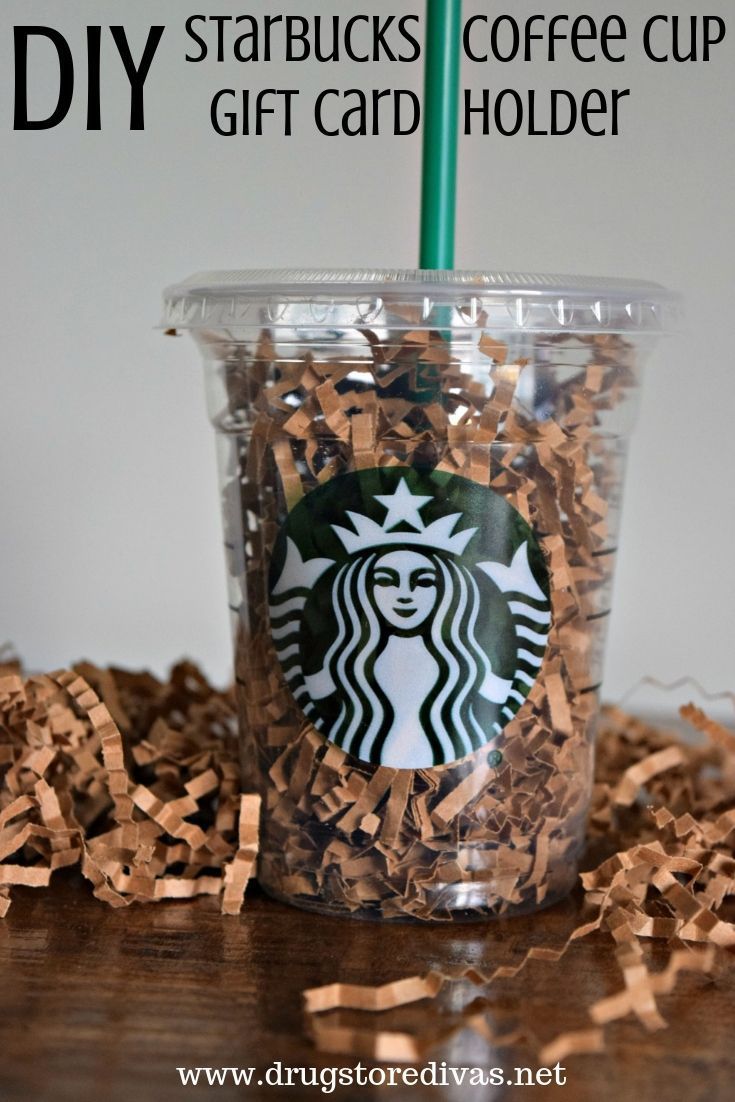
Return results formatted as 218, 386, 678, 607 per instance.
303, 699, 735, 1062
222, 324, 634, 920
2, 648, 733, 1064
0, 653, 259, 916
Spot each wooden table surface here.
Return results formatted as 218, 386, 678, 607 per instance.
1, 872, 732, 1102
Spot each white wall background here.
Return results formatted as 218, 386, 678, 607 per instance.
2, 0, 734, 717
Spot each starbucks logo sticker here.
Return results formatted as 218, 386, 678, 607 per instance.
269, 468, 550, 770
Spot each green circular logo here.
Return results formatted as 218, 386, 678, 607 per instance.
269, 468, 550, 770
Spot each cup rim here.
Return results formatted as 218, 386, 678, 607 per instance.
162, 268, 682, 335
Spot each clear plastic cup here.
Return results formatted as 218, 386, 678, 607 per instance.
162, 270, 679, 921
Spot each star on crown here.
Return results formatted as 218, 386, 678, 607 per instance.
331, 479, 477, 556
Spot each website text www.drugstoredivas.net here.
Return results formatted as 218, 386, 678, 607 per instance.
176, 1059, 569, 1091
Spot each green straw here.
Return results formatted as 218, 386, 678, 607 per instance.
420, 0, 463, 270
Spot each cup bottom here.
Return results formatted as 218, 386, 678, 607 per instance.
256, 856, 580, 923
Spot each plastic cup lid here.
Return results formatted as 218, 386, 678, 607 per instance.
162, 268, 681, 334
